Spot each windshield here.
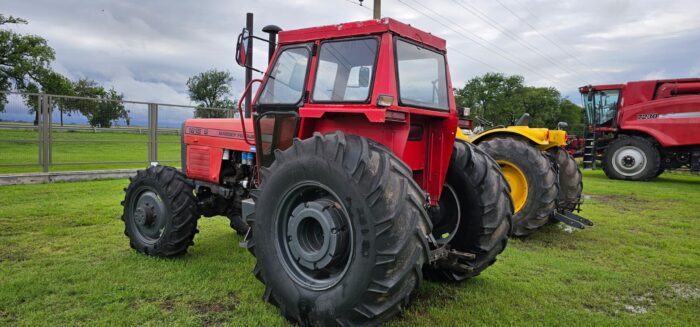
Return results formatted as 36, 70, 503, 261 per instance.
258, 46, 311, 105
582, 89, 620, 127
313, 38, 378, 102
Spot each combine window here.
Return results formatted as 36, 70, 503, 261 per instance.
258, 46, 311, 105
395, 38, 449, 110
312, 38, 379, 103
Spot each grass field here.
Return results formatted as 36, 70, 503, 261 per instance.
0, 129, 181, 174
1, 170, 699, 326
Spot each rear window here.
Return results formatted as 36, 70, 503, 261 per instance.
395, 38, 449, 110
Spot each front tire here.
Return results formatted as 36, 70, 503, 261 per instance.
425, 140, 512, 282
250, 132, 431, 326
122, 166, 199, 257
548, 147, 583, 213
479, 136, 558, 236
602, 135, 660, 181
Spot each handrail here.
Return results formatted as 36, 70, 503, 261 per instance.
237, 79, 262, 146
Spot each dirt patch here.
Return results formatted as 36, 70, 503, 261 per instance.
159, 298, 176, 311
664, 283, 700, 300
585, 194, 649, 212
0, 246, 28, 263
615, 292, 655, 315
188, 292, 238, 327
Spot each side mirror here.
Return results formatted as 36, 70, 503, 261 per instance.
557, 121, 568, 130
358, 66, 370, 88
235, 28, 250, 67
460, 107, 471, 117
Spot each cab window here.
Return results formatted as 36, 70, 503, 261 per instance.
312, 38, 378, 102
395, 38, 449, 110
258, 46, 311, 105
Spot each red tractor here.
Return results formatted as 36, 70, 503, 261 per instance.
579, 79, 700, 180
122, 18, 512, 325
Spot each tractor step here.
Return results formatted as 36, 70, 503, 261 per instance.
553, 211, 594, 229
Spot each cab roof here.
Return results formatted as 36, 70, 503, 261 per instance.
579, 78, 700, 93
278, 18, 447, 52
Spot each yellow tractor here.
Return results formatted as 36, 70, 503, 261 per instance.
457, 114, 590, 236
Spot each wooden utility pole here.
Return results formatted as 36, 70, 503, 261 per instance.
373, 0, 381, 19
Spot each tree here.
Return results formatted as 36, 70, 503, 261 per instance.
0, 14, 56, 113
186, 69, 235, 118
454, 72, 584, 132
71, 78, 128, 128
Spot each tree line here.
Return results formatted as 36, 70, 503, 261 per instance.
454, 72, 585, 135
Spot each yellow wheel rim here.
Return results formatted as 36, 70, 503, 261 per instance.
497, 160, 528, 213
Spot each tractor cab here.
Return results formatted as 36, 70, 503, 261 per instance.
236, 18, 457, 203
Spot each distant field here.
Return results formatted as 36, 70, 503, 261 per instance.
0, 128, 181, 173
0, 170, 698, 326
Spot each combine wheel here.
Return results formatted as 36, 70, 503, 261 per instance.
602, 136, 660, 181
249, 132, 431, 326
425, 140, 511, 282
479, 136, 558, 236
547, 147, 583, 213
122, 166, 199, 257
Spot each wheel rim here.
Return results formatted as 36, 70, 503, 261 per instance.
497, 160, 528, 213
131, 188, 167, 244
275, 182, 352, 290
612, 146, 647, 177
432, 183, 461, 246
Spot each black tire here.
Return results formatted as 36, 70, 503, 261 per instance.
548, 147, 583, 213
602, 135, 660, 181
250, 132, 431, 326
655, 167, 665, 177
226, 193, 249, 235
122, 166, 199, 257
425, 140, 512, 282
479, 136, 558, 236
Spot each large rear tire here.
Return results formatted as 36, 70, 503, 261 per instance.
479, 136, 558, 236
602, 136, 660, 181
425, 140, 512, 282
548, 147, 583, 213
250, 132, 431, 326
122, 166, 199, 257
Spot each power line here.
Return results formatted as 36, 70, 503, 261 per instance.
500, 0, 589, 68
341, 0, 372, 11
394, 0, 574, 88
451, 0, 579, 77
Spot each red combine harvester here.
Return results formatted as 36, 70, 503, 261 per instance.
579, 78, 700, 180
122, 17, 512, 325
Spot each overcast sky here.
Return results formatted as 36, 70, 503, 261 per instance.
4, 0, 700, 106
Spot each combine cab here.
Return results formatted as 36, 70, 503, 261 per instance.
121, 17, 512, 326
580, 79, 700, 180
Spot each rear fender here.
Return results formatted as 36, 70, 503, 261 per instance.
467, 126, 566, 150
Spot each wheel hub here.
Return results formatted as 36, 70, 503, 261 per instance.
132, 190, 167, 240
134, 206, 156, 226
622, 155, 636, 168
612, 146, 647, 176
287, 199, 348, 270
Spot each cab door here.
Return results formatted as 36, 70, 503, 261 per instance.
253, 43, 313, 166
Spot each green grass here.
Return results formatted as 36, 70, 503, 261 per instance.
0, 129, 180, 174
1, 171, 699, 326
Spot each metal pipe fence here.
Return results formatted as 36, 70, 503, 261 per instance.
0, 91, 235, 174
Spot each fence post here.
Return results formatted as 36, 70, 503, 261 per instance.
37, 94, 43, 166
41, 94, 50, 173
148, 103, 158, 163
